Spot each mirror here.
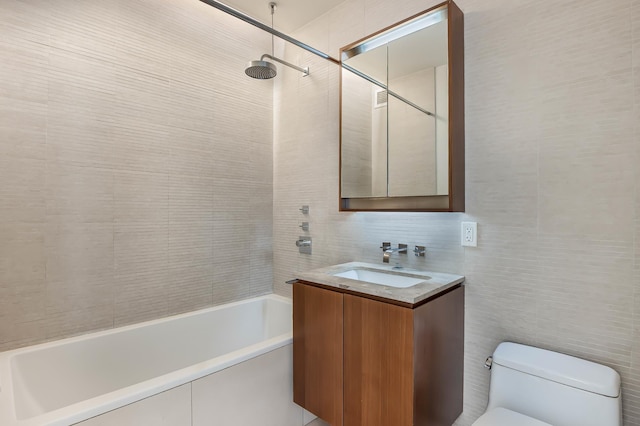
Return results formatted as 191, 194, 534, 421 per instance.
340, 1, 464, 211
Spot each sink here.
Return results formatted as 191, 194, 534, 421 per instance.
332, 268, 428, 288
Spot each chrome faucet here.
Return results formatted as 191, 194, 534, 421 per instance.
381, 243, 407, 263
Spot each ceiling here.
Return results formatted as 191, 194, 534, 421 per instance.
220, 0, 345, 33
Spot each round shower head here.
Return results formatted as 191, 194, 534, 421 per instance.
245, 59, 277, 79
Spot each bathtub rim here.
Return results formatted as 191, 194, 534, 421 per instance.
0, 293, 293, 426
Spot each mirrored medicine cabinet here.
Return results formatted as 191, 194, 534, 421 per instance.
339, 0, 464, 212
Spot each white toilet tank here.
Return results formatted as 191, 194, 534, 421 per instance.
485, 342, 621, 426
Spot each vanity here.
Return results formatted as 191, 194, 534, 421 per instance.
293, 262, 464, 426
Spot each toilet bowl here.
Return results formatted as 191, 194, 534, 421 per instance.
473, 342, 621, 426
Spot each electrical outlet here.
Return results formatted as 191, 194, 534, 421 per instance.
461, 222, 477, 247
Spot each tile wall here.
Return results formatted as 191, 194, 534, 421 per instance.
0, 0, 274, 351
273, 0, 640, 424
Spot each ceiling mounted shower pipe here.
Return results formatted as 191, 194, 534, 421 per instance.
197, 0, 340, 65
244, 3, 310, 79
245, 54, 309, 79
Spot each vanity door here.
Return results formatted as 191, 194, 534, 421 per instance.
293, 283, 344, 426
343, 294, 414, 426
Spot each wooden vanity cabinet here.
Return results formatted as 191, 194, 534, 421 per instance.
293, 283, 344, 426
293, 281, 464, 426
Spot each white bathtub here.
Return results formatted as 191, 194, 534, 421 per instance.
0, 294, 297, 426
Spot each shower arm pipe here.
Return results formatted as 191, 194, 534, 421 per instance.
198, 0, 340, 65
342, 62, 435, 117
261, 54, 309, 76
198, 0, 432, 116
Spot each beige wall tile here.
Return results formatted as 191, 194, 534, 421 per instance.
169, 175, 214, 222
167, 265, 213, 316
169, 127, 214, 154
537, 72, 635, 240
47, 120, 117, 170
113, 223, 168, 326
115, 170, 168, 224
0, 39, 48, 103
168, 81, 217, 134
112, 0, 175, 79
0, 126, 46, 161
47, 0, 119, 62
0, 224, 45, 283
43, 223, 115, 339
169, 221, 214, 269
528, 0, 632, 86
114, 276, 169, 327
46, 303, 114, 340
535, 235, 634, 364
111, 123, 170, 174
46, 163, 114, 223
0, 318, 48, 352
0, 157, 46, 223
211, 94, 272, 150
0, 279, 46, 325
48, 50, 118, 124
45, 223, 114, 283
0, 1, 50, 45
0, 38, 47, 138
46, 277, 114, 316
168, 133, 215, 178
212, 219, 251, 288
113, 68, 172, 127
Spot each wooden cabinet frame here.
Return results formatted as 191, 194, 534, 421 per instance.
339, 0, 465, 212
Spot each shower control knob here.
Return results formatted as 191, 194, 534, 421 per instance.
296, 236, 312, 255
296, 238, 311, 247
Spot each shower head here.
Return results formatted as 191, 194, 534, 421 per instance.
246, 54, 308, 79
245, 59, 277, 79
244, 2, 309, 80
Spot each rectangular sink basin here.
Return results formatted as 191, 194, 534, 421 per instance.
333, 269, 428, 288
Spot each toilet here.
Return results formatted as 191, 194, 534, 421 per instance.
473, 342, 622, 426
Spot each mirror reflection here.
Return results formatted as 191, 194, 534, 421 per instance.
340, 6, 449, 200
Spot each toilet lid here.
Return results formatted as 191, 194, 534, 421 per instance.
473, 408, 553, 426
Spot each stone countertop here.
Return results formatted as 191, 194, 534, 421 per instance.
296, 261, 464, 306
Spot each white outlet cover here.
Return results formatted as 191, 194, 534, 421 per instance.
461, 222, 477, 247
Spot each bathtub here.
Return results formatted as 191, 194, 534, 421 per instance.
0, 294, 300, 426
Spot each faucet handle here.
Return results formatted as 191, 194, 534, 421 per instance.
414, 245, 426, 257
380, 242, 391, 251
